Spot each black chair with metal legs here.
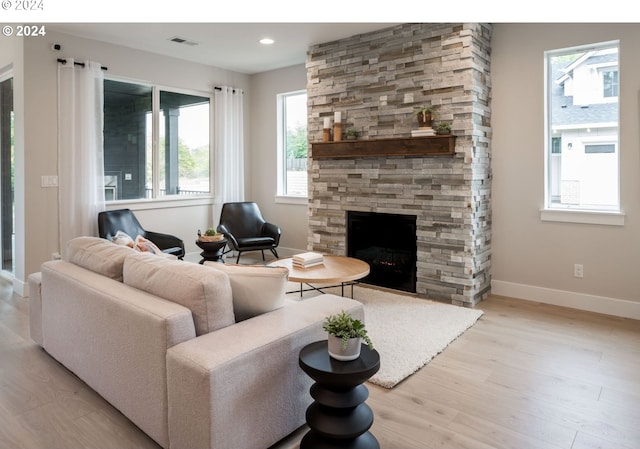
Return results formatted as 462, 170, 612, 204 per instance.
217, 202, 281, 264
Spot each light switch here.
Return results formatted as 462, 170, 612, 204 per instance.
41, 175, 59, 187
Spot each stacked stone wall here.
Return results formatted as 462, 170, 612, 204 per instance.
306, 23, 492, 306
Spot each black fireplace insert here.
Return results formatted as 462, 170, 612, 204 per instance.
347, 211, 417, 293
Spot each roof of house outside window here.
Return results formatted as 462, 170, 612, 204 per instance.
552, 52, 618, 126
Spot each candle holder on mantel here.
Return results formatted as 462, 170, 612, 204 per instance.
333, 111, 342, 142
322, 117, 332, 142
333, 123, 342, 142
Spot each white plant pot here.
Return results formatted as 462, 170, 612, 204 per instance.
327, 335, 361, 361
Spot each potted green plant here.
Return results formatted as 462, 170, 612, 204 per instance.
414, 105, 438, 127
323, 310, 374, 361
345, 129, 358, 140
435, 122, 452, 135
198, 228, 224, 242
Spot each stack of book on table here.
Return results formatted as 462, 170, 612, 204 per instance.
293, 252, 324, 268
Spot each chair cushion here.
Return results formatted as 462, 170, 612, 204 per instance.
124, 253, 235, 335
236, 237, 276, 248
65, 236, 136, 281
203, 262, 289, 321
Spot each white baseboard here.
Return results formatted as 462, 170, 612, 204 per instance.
15, 279, 27, 297
276, 246, 306, 258
491, 280, 640, 321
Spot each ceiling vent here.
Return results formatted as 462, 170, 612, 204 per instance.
169, 36, 199, 46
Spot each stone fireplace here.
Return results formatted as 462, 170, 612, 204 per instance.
305, 23, 492, 307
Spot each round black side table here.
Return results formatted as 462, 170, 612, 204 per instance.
299, 340, 380, 449
195, 239, 227, 264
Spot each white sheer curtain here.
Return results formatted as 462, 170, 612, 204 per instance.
57, 59, 105, 251
214, 86, 245, 220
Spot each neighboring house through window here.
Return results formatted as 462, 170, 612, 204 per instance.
103, 79, 211, 201
276, 90, 308, 199
545, 40, 620, 216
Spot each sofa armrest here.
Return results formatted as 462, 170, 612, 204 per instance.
27, 272, 43, 346
166, 294, 363, 449
40, 260, 196, 448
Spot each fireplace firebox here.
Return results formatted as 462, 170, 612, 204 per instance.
347, 211, 417, 293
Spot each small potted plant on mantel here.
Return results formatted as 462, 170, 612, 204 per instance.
414, 105, 439, 128
345, 128, 358, 140
323, 310, 374, 361
435, 122, 452, 135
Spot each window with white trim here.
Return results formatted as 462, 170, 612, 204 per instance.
103, 79, 212, 201
545, 41, 620, 213
276, 90, 307, 198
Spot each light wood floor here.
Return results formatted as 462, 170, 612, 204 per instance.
1, 275, 639, 449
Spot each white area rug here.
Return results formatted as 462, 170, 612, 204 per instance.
307, 285, 484, 389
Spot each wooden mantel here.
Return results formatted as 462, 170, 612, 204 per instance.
311, 135, 456, 159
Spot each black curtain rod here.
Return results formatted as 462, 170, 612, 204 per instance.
57, 58, 108, 71
214, 86, 242, 94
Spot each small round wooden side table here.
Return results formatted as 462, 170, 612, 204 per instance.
299, 340, 380, 449
195, 239, 227, 264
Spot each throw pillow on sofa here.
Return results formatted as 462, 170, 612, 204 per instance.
123, 252, 235, 335
111, 230, 173, 258
133, 235, 165, 255
111, 230, 135, 248
203, 262, 289, 321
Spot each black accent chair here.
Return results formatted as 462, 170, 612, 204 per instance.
98, 208, 185, 259
217, 202, 281, 264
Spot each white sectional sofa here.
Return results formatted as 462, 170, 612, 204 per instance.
28, 236, 363, 449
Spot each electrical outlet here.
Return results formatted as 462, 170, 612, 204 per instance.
574, 264, 584, 278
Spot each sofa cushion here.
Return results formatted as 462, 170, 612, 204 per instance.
65, 236, 136, 281
203, 262, 289, 321
124, 253, 235, 335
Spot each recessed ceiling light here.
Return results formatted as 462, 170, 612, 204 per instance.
259, 38, 275, 45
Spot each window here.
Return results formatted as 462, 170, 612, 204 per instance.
103, 79, 211, 201
0, 74, 13, 273
585, 144, 615, 154
603, 70, 619, 98
545, 41, 620, 214
276, 90, 307, 198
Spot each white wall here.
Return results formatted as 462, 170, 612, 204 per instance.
491, 23, 640, 318
249, 64, 308, 254
18, 31, 250, 292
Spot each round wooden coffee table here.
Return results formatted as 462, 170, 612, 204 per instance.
268, 255, 369, 298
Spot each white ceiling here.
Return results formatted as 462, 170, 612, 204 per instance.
47, 23, 401, 75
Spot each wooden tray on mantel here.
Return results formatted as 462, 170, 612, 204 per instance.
311, 135, 456, 159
